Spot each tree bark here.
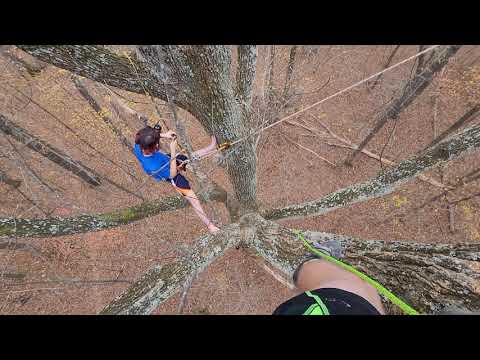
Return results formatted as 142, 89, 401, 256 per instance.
100, 223, 241, 314
0, 184, 227, 238
0, 114, 101, 186
250, 217, 480, 313
263, 122, 480, 221
72, 76, 132, 150
0, 169, 21, 188
345, 45, 461, 165
426, 103, 480, 149
236, 45, 257, 111
16, 45, 182, 109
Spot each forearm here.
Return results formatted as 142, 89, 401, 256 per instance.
169, 150, 177, 178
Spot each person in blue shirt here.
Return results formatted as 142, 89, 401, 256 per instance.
134, 125, 220, 233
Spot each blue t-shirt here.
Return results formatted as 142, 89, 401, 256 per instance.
134, 144, 171, 181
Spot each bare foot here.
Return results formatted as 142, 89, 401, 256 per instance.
208, 223, 220, 233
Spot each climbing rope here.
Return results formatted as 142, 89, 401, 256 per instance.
191, 45, 441, 162
294, 230, 420, 315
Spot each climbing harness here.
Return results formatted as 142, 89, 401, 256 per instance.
217, 141, 232, 152
294, 230, 420, 315
303, 290, 330, 315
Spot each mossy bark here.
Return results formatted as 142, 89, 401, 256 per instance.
263, 123, 480, 221
251, 217, 480, 313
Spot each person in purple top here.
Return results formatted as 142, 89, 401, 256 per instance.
134, 125, 219, 233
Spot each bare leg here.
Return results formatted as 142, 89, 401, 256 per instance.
192, 136, 217, 159
294, 259, 385, 314
181, 188, 219, 233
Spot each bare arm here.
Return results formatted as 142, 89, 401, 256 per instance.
160, 130, 176, 139
169, 139, 178, 179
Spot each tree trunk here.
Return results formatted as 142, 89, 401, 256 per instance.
251, 217, 480, 313
345, 45, 461, 165
0, 169, 21, 188
426, 104, 480, 149
72, 76, 132, 150
263, 122, 480, 221
136, 46, 258, 213
100, 223, 242, 314
0, 185, 227, 238
0, 114, 101, 186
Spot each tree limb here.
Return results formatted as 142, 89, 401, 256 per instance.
100, 224, 241, 314
0, 183, 229, 238
263, 122, 480, 221
15, 45, 188, 110
0, 114, 101, 186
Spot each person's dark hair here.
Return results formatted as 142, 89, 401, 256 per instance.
135, 126, 161, 155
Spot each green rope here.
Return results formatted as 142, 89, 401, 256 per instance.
294, 230, 420, 315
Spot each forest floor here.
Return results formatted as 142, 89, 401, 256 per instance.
1, 45, 479, 314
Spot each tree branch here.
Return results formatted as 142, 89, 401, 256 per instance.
0, 183, 229, 238
100, 224, 241, 314
250, 217, 480, 313
0, 113, 101, 186
16, 45, 179, 107
263, 122, 480, 221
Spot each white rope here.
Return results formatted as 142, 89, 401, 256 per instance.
199, 45, 440, 160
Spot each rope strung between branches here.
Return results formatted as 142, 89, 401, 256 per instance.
194, 45, 440, 162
